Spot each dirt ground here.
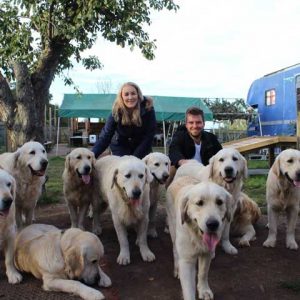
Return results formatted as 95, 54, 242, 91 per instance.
1, 203, 300, 300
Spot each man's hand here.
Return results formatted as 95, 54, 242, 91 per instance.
178, 159, 189, 166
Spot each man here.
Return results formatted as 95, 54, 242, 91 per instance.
167, 106, 222, 186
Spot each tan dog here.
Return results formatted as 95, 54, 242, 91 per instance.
0, 141, 48, 229
166, 177, 232, 300
231, 192, 261, 247
14, 224, 111, 300
63, 148, 101, 231
94, 155, 155, 265
263, 148, 300, 250
142, 152, 170, 238
0, 169, 23, 284
174, 148, 248, 254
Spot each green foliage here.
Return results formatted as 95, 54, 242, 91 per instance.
280, 280, 300, 293
39, 156, 65, 204
247, 160, 269, 169
0, 0, 179, 80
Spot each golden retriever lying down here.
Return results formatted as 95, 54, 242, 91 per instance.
231, 192, 261, 247
263, 148, 300, 250
142, 152, 170, 238
0, 141, 48, 229
63, 148, 101, 231
0, 169, 23, 284
94, 155, 155, 265
14, 224, 111, 300
174, 148, 248, 255
166, 176, 232, 300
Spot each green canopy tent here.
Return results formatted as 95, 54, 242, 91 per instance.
56, 93, 213, 154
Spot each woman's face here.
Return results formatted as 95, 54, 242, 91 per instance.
121, 85, 139, 109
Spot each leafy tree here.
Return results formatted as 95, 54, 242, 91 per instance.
0, 0, 179, 150
203, 98, 248, 123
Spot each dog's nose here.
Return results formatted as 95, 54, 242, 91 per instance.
132, 188, 141, 199
3, 197, 13, 210
224, 166, 234, 176
296, 170, 300, 180
40, 159, 48, 170
162, 173, 169, 180
84, 165, 91, 174
206, 218, 219, 232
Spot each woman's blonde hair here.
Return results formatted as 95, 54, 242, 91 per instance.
112, 82, 144, 126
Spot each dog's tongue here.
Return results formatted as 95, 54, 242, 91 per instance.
129, 198, 140, 207
82, 175, 91, 185
203, 233, 219, 252
293, 180, 300, 187
0, 209, 9, 218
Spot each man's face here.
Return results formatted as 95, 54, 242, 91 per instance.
185, 113, 205, 138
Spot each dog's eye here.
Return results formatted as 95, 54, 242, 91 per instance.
42, 150, 46, 153
87, 155, 91, 159
287, 159, 294, 163
165, 162, 168, 166
6, 182, 11, 187
125, 174, 131, 178
232, 156, 238, 161
29, 150, 35, 155
138, 174, 144, 179
154, 163, 160, 167
197, 200, 204, 206
216, 198, 223, 206
219, 158, 224, 162
91, 259, 98, 264
76, 155, 81, 160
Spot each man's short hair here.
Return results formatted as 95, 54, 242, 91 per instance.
185, 107, 205, 122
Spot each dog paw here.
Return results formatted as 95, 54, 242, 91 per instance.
83, 289, 105, 300
140, 248, 156, 262
286, 239, 298, 250
198, 287, 214, 300
147, 228, 158, 238
263, 238, 276, 248
117, 251, 130, 265
239, 239, 251, 247
7, 270, 23, 284
98, 272, 112, 287
222, 242, 238, 255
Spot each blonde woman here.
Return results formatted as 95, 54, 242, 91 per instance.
92, 82, 156, 159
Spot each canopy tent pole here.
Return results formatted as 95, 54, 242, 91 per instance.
162, 120, 167, 154
55, 117, 61, 156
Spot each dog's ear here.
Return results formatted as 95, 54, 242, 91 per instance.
64, 246, 84, 280
91, 152, 96, 169
111, 169, 118, 189
65, 154, 71, 172
13, 150, 21, 169
145, 165, 153, 183
142, 154, 149, 166
207, 155, 215, 179
225, 192, 234, 222
10, 175, 16, 200
271, 156, 281, 177
180, 196, 190, 225
240, 154, 248, 179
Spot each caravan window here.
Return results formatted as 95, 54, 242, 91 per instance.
265, 89, 276, 106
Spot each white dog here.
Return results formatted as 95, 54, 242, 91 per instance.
63, 148, 101, 231
0, 169, 23, 284
143, 152, 170, 238
263, 148, 300, 250
174, 148, 248, 254
14, 224, 111, 300
94, 155, 155, 265
0, 141, 48, 229
166, 177, 232, 300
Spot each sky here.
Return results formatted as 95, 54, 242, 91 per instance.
50, 0, 300, 106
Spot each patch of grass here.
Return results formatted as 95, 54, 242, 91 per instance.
247, 160, 269, 169
39, 156, 65, 204
244, 175, 267, 213
280, 280, 300, 293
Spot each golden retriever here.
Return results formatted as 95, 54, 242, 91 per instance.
14, 224, 111, 300
174, 148, 248, 254
166, 177, 232, 300
0, 141, 48, 229
0, 169, 23, 284
63, 148, 101, 231
142, 152, 170, 238
263, 148, 300, 250
94, 155, 155, 265
231, 192, 261, 247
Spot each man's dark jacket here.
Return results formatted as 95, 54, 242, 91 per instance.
92, 100, 156, 159
168, 126, 222, 168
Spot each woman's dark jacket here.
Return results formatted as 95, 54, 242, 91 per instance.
92, 100, 156, 159
168, 126, 222, 168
